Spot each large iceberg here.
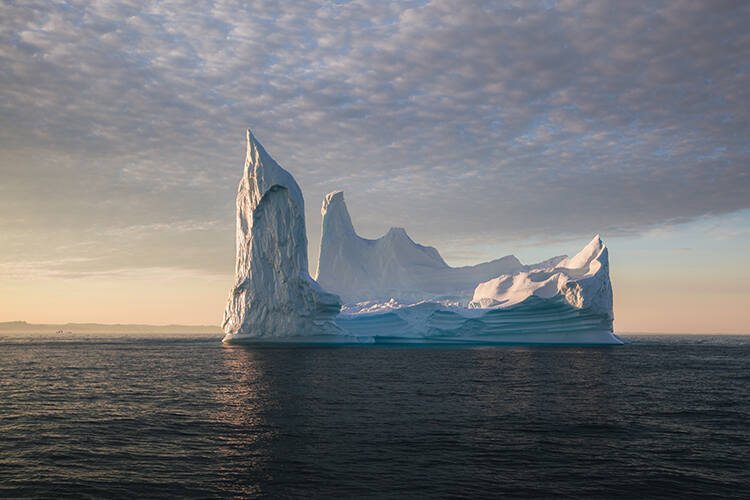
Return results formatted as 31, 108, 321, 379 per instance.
221, 129, 623, 345
221, 130, 341, 342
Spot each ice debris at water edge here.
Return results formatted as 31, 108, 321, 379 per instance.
222, 130, 624, 345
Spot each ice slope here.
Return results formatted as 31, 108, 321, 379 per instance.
315, 191, 556, 303
221, 130, 341, 341
327, 235, 618, 345
334, 296, 621, 345
469, 234, 613, 319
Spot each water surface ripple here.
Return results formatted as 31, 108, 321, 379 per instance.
1, 335, 748, 498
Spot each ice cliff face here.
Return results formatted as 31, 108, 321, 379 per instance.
470, 235, 613, 320
315, 191, 529, 303
222, 130, 341, 339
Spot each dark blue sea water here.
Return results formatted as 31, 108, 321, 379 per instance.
1, 335, 749, 498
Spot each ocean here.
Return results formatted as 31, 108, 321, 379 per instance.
1, 335, 748, 498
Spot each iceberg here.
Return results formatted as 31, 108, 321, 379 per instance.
315, 192, 621, 345
470, 234, 613, 318
315, 190, 561, 303
221, 130, 341, 342
221, 129, 623, 345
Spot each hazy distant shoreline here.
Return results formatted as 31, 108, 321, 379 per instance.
0, 322, 745, 336
0, 321, 222, 335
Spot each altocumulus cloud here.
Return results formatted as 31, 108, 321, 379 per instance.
0, 0, 748, 277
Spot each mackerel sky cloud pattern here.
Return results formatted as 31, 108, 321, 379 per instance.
1, 0, 748, 277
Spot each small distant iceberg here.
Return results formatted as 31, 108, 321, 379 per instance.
221, 130, 624, 345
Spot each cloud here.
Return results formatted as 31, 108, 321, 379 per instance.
1, 0, 748, 275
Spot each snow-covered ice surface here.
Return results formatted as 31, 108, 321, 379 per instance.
329, 235, 621, 345
312, 192, 620, 345
315, 190, 562, 304
470, 234, 613, 318
221, 130, 342, 343
221, 130, 622, 345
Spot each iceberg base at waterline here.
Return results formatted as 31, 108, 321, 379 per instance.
222, 295, 625, 345
222, 333, 625, 345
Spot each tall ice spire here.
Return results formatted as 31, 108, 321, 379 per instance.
222, 129, 341, 341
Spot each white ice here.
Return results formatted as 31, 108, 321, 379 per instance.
221, 130, 341, 342
221, 130, 622, 345
315, 190, 560, 304
470, 234, 614, 319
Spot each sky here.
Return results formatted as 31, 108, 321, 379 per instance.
1, 0, 748, 332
